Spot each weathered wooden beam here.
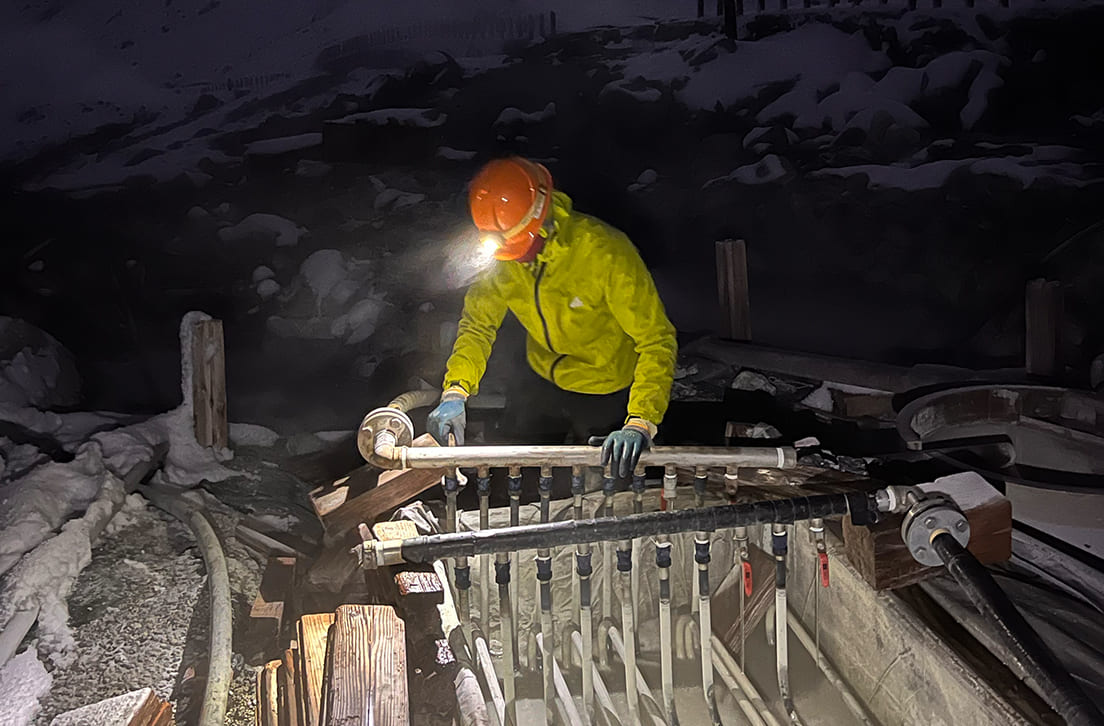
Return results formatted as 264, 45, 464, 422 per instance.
842, 472, 1012, 591
715, 239, 752, 341
281, 648, 301, 726
321, 605, 409, 726
310, 433, 446, 539
191, 318, 228, 449
244, 557, 297, 662
1025, 278, 1064, 377
258, 660, 281, 726
50, 687, 173, 726
296, 613, 335, 726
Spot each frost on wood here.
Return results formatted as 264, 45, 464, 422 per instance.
0, 650, 51, 726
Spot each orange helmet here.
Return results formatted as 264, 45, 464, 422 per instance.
469, 157, 554, 261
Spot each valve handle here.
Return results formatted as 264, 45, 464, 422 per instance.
818, 551, 830, 588
742, 560, 753, 597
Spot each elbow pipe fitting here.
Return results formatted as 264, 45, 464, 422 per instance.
357, 407, 415, 468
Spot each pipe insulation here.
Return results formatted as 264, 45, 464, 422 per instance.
931, 532, 1104, 726
370, 493, 871, 565
143, 490, 232, 726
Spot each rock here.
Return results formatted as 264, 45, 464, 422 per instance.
252, 265, 275, 283
731, 370, 777, 394
0, 317, 81, 408
256, 279, 280, 299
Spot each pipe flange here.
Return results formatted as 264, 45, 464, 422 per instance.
357, 407, 415, 466
901, 494, 970, 567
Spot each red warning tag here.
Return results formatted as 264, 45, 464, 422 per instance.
742, 560, 753, 597
819, 552, 830, 588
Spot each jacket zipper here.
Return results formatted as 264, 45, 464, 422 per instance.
533, 261, 566, 382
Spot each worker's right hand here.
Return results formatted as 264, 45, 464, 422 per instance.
427, 392, 467, 445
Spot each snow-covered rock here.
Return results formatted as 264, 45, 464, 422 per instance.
731, 370, 777, 394
494, 102, 556, 126
0, 649, 51, 726
218, 213, 306, 248
374, 188, 426, 212
256, 279, 280, 300
703, 155, 789, 187
437, 146, 477, 161
252, 265, 275, 283
0, 318, 81, 409
332, 107, 446, 128
229, 422, 281, 448
244, 132, 322, 156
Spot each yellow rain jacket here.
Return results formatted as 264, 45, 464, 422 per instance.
444, 191, 678, 427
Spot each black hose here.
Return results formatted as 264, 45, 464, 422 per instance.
931, 532, 1104, 726
395, 492, 870, 563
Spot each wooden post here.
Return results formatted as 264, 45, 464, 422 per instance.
549, 10, 556, 35
1025, 279, 1063, 377
715, 239, 752, 341
322, 605, 408, 725
698, 0, 705, 17
725, 0, 739, 37
191, 318, 228, 449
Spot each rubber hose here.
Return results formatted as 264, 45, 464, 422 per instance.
388, 389, 440, 413
144, 491, 233, 726
931, 532, 1104, 726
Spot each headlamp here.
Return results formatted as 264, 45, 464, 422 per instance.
480, 234, 503, 256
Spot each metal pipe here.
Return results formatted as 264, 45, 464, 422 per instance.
571, 630, 624, 726
786, 611, 874, 726
572, 466, 594, 725
495, 552, 517, 725
537, 634, 585, 726
733, 525, 751, 673
808, 517, 827, 669
772, 524, 804, 726
712, 634, 783, 726
538, 466, 555, 724
473, 621, 507, 726
616, 538, 640, 724
692, 467, 707, 614
931, 532, 1104, 726
631, 467, 645, 619
711, 644, 768, 726
607, 627, 665, 725
478, 467, 492, 631
368, 493, 870, 565
507, 466, 521, 671
435, 560, 491, 726
696, 533, 722, 726
655, 534, 678, 724
362, 423, 796, 468
599, 468, 616, 670
145, 492, 232, 726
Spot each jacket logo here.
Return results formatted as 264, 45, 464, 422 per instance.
569, 297, 584, 309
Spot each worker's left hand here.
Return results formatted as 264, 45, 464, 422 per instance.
593, 421, 653, 478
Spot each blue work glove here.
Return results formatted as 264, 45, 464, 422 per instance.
591, 420, 654, 478
426, 391, 467, 445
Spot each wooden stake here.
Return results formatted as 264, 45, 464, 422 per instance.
1025, 279, 1063, 378
715, 239, 752, 341
191, 319, 228, 449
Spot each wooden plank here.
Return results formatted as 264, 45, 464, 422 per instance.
50, 687, 170, 726
712, 543, 775, 658
258, 660, 281, 726
1025, 278, 1063, 377
284, 646, 302, 726
191, 319, 228, 449
297, 613, 335, 726
321, 605, 408, 726
244, 557, 297, 661
842, 473, 1012, 591
312, 433, 446, 538
715, 239, 751, 341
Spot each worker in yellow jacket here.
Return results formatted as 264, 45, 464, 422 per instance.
427, 157, 677, 476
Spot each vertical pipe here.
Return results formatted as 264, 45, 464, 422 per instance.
599, 466, 616, 670
809, 517, 827, 669
572, 466, 594, 725
473, 621, 507, 726
734, 525, 751, 674
536, 634, 585, 725
538, 465, 555, 724
478, 467, 492, 630
691, 467, 707, 614
496, 552, 517, 726
631, 466, 645, 616
571, 631, 625, 726
658, 464, 679, 725
696, 533, 722, 726
445, 470, 470, 630
617, 538, 639, 724
507, 466, 522, 668
772, 524, 803, 726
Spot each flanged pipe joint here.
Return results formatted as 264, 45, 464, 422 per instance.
901, 494, 970, 566
358, 407, 416, 469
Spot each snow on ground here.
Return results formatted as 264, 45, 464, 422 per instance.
0, 650, 51, 726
